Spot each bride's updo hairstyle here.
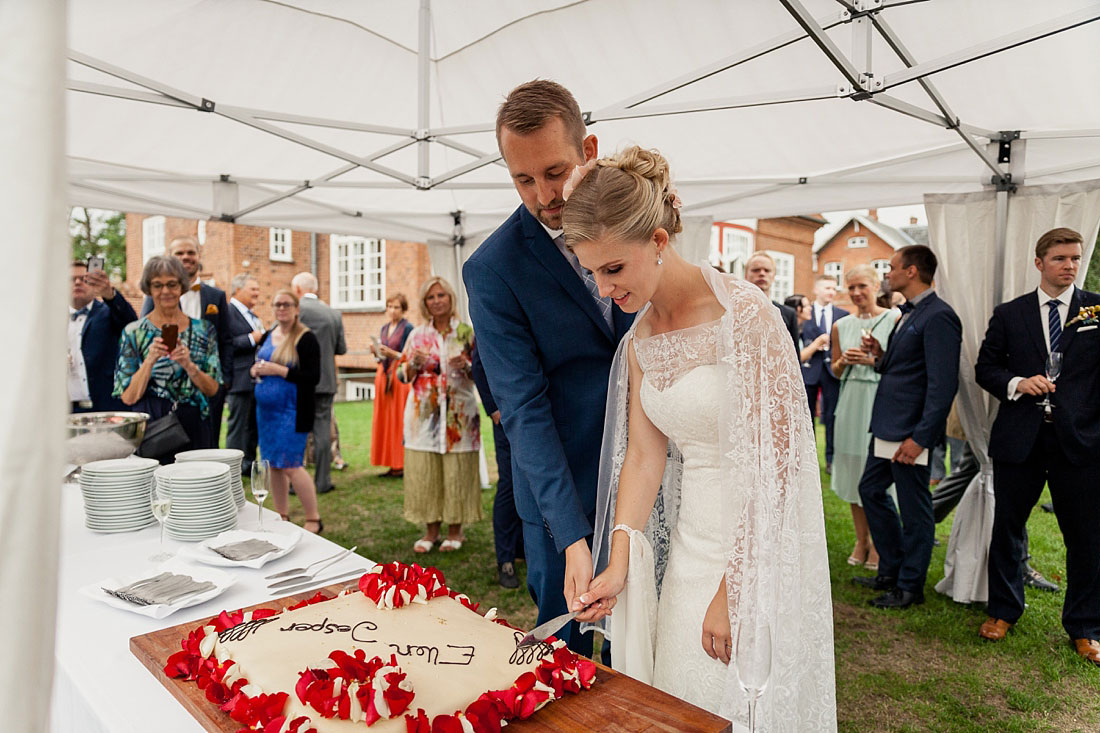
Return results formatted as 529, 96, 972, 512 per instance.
562, 146, 683, 250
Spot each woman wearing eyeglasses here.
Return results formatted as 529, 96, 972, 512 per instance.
115, 255, 222, 458
250, 289, 323, 534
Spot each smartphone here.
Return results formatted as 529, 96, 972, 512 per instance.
87, 256, 105, 273
161, 323, 179, 352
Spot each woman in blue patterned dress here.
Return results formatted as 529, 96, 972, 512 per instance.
115, 256, 222, 461
250, 289, 323, 534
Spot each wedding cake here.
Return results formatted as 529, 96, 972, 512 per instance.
164, 561, 596, 732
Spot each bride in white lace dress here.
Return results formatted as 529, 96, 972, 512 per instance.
560, 147, 836, 731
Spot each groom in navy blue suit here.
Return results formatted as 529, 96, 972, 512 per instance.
463, 80, 633, 657
855, 245, 961, 609
975, 228, 1100, 664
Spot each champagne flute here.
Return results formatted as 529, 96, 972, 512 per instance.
1039, 351, 1063, 412
735, 620, 773, 733
149, 476, 173, 561
251, 459, 270, 528
252, 355, 265, 385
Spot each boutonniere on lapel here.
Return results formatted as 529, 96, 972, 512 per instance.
205, 303, 219, 316
1065, 304, 1100, 328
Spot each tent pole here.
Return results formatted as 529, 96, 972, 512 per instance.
417, 0, 431, 187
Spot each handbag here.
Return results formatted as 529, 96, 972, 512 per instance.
137, 404, 190, 460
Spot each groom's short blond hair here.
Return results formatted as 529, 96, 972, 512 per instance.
496, 80, 586, 156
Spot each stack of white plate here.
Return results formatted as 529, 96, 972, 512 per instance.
153, 462, 238, 541
175, 448, 245, 508
80, 456, 161, 533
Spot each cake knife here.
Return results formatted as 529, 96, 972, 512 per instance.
517, 610, 580, 647
274, 568, 369, 596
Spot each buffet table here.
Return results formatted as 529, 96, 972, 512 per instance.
50, 483, 364, 733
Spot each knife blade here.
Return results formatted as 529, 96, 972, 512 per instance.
517, 609, 579, 647
273, 568, 369, 596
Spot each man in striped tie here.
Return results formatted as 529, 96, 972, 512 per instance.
975, 227, 1100, 667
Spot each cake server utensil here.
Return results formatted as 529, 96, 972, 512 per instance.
267, 546, 357, 589
274, 568, 369, 596
517, 609, 579, 647
265, 547, 349, 580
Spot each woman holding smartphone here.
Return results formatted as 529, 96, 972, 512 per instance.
115, 255, 222, 458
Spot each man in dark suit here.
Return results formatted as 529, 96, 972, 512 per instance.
471, 341, 523, 589
225, 273, 265, 475
69, 260, 137, 412
293, 272, 347, 494
800, 275, 850, 472
463, 80, 633, 657
745, 252, 800, 352
141, 236, 232, 447
974, 227, 1100, 665
854, 245, 962, 609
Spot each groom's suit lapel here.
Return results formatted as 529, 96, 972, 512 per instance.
881, 292, 937, 371
520, 208, 615, 342
1058, 287, 1086, 356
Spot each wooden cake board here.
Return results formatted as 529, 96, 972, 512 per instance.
131, 582, 731, 732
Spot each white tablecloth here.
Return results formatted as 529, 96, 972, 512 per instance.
49, 483, 370, 733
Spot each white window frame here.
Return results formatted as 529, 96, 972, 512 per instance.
346, 380, 375, 401
824, 261, 842, 284
872, 258, 891, 281
721, 227, 754, 277
848, 236, 868, 249
197, 219, 206, 245
141, 215, 165, 264
768, 250, 795, 303
269, 228, 293, 262
330, 235, 386, 310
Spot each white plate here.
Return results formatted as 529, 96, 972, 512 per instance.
175, 448, 244, 462
82, 456, 160, 472
180, 526, 302, 569
85, 518, 158, 533
154, 462, 230, 482
80, 558, 235, 619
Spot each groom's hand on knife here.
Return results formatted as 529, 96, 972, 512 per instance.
563, 539, 594, 617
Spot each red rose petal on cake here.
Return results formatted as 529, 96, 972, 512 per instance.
405, 708, 431, 732
430, 714, 465, 733
576, 658, 597, 688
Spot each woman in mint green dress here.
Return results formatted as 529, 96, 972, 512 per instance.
830, 264, 899, 571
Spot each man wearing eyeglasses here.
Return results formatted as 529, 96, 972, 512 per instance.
141, 236, 232, 447
69, 259, 137, 412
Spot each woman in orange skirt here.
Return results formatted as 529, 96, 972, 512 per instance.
371, 293, 414, 477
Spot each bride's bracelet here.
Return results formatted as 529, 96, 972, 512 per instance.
611, 524, 637, 536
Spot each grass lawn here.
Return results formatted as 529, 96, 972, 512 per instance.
263, 401, 1099, 732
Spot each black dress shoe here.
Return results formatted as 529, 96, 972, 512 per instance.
498, 562, 519, 589
316, 485, 335, 494
1023, 564, 1060, 592
852, 575, 897, 591
870, 588, 925, 609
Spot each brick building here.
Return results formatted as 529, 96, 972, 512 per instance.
124, 215, 432, 397
709, 215, 828, 302
812, 210, 924, 309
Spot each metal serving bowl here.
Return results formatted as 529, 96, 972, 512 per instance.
66, 411, 150, 466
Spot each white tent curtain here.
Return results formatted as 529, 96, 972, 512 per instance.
678, 214, 715, 268
0, 1, 68, 729
929, 180, 1100, 603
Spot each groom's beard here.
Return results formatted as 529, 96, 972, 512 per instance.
536, 198, 566, 230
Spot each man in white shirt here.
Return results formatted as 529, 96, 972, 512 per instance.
225, 273, 265, 474
69, 259, 137, 412
975, 227, 1100, 666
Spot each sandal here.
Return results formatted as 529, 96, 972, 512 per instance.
280, 513, 290, 521
413, 538, 435, 553
864, 558, 879, 572
847, 545, 869, 566
439, 537, 465, 552
304, 518, 324, 535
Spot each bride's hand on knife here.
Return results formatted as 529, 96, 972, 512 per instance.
701, 580, 732, 665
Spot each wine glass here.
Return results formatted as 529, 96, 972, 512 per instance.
252, 355, 265, 385
149, 476, 173, 561
251, 459, 270, 528
1038, 351, 1063, 412
735, 620, 772, 733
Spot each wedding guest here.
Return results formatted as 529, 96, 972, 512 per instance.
855, 245, 961, 609
786, 293, 831, 381
471, 341, 523, 589
744, 251, 799, 350
398, 276, 481, 554
370, 293, 414, 477
250, 289, 323, 534
831, 265, 899, 572
69, 259, 137, 412
929, 433, 966, 487
292, 272, 347, 494
225, 273, 265, 474
462, 80, 634, 658
801, 275, 849, 472
141, 236, 231, 447
568, 146, 835, 727
116, 256, 222, 457
974, 227, 1100, 664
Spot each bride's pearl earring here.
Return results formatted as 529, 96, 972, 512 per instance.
657, 249, 663, 265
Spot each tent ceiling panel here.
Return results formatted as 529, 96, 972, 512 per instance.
65, 0, 1100, 235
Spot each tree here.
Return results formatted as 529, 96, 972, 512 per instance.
1085, 229, 1100, 293
70, 208, 127, 280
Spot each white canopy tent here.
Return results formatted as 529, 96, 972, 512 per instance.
5, 1, 1100, 729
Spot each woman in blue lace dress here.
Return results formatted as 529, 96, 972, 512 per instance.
251, 289, 323, 534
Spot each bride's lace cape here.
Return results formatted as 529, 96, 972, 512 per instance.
587, 266, 837, 731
